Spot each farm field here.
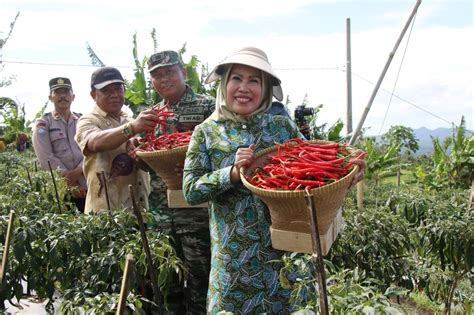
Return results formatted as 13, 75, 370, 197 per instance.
0, 119, 472, 314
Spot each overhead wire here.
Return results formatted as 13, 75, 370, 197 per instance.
0, 58, 464, 130
0, 59, 133, 69
377, 10, 418, 136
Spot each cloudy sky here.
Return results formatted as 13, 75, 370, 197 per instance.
1, 0, 472, 136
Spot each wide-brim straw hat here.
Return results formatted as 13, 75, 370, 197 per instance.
205, 47, 283, 101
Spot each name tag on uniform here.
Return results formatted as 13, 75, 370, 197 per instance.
182, 107, 204, 114
178, 115, 204, 123
49, 128, 61, 132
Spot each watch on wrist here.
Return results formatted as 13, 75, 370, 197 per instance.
122, 122, 134, 139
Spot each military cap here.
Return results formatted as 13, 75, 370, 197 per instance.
49, 77, 72, 92
90, 67, 125, 90
147, 50, 183, 73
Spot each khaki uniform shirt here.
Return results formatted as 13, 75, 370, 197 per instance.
75, 105, 151, 214
32, 111, 87, 191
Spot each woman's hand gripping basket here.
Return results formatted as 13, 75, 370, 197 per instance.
240, 139, 364, 255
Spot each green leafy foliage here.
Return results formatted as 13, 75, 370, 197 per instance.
381, 125, 419, 156
0, 152, 184, 313
422, 116, 473, 189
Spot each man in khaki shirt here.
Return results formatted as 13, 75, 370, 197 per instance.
32, 77, 87, 212
75, 67, 160, 214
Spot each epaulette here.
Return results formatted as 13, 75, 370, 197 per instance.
73, 112, 83, 117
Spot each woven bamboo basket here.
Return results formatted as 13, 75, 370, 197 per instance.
136, 145, 188, 190
240, 140, 358, 236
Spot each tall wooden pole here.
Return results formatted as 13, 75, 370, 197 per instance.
346, 18, 353, 135
349, 0, 422, 146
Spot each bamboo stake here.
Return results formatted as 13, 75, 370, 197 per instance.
24, 164, 33, 190
0, 211, 15, 285
357, 180, 364, 212
305, 194, 329, 315
101, 171, 111, 214
116, 254, 135, 315
47, 160, 62, 213
349, 0, 422, 145
468, 178, 473, 210
129, 185, 163, 315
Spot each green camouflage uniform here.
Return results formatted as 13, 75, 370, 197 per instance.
148, 83, 215, 314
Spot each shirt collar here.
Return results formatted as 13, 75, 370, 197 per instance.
51, 110, 80, 121
93, 105, 128, 119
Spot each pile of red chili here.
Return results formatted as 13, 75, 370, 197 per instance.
136, 131, 192, 151
135, 102, 192, 151
246, 138, 366, 191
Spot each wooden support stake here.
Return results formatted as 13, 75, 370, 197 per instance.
24, 164, 33, 190
469, 178, 473, 210
0, 211, 15, 285
116, 254, 135, 315
129, 185, 163, 315
305, 194, 329, 315
47, 160, 62, 213
357, 180, 364, 212
101, 171, 111, 215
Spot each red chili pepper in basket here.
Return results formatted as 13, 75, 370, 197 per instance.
246, 140, 366, 191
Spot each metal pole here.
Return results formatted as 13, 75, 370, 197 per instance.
346, 18, 353, 135
305, 194, 329, 314
349, 0, 422, 145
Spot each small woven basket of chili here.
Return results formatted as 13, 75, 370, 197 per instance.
136, 131, 191, 190
240, 139, 365, 245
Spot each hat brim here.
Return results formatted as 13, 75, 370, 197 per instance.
148, 62, 179, 73
50, 84, 72, 91
93, 79, 125, 90
205, 56, 283, 101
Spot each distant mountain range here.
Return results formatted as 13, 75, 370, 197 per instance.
413, 127, 454, 155
370, 127, 465, 155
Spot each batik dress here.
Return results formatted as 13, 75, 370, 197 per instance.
183, 114, 304, 314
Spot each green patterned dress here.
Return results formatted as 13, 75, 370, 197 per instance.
183, 114, 304, 314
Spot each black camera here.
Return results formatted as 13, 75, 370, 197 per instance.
294, 105, 314, 139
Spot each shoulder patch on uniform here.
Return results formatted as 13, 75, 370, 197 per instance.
35, 121, 47, 129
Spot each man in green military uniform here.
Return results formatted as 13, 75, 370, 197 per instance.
146, 50, 214, 314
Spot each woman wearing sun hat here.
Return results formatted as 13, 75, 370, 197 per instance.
182, 47, 307, 313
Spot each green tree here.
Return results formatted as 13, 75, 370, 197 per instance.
382, 125, 419, 156
425, 116, 473, 189
362, 137, 400, 187
0, 97, 46, 143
